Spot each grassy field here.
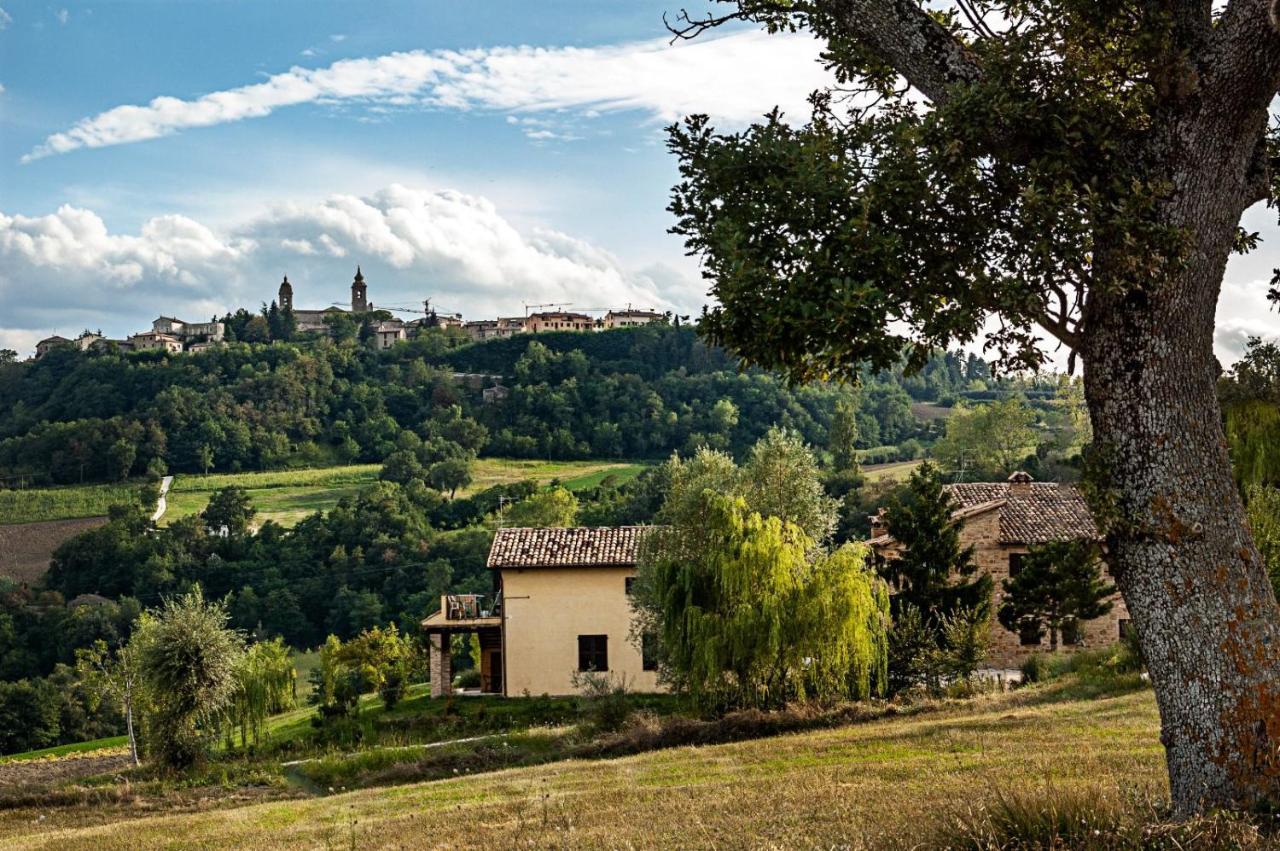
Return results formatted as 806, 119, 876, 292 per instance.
862, 459, 922, 482
0, 679, 1169, 850
160, 459, 648, 528
0, 483, 143, 525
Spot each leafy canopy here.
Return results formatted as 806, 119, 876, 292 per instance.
668, 0, 1199, 379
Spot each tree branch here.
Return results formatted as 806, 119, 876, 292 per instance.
811, 0, 984, 104
1205, 0, 1280, 118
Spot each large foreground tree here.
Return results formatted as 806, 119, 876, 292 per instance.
668, 0, 1280, 814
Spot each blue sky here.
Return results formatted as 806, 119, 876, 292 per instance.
0, 0, 1275, 360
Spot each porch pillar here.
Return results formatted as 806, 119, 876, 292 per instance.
429, 632, 452, 698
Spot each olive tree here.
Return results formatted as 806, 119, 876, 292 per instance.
668, 0, 1280, 813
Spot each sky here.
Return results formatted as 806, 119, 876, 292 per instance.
0, 0, 1275, 363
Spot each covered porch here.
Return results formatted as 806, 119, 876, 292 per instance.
422, 593, 504, 698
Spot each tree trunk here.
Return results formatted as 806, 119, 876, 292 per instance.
1082, 130, 1280, 814
125, 693, 139, 767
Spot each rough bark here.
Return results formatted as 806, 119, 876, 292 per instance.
1082, 109, 1280, 813
801, 0, 1280, 812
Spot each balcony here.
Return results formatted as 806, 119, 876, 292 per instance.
422, 592, 503, 631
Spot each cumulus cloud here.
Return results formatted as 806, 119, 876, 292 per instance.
55, 8, 67, 25
0, 185, 695, 354
23, 29, 829, 161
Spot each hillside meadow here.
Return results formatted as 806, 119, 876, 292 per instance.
161, 458, 648, 527
0, 679, 1175, 851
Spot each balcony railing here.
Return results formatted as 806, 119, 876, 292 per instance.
443, 592, 501, 621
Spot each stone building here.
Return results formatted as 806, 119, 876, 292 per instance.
422, 526, 663, 697
526, 311, 597, 333
128, 332, 184, 353
33, 336, 72, 359
464, 316, 527, 341
277, 268, 373, 332
373, 320, 406, 350
603, 309, 665, 329
867, 471, 1129, 668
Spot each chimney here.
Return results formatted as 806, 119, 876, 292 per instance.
1007, 470, 1033, 494
869, 508, 888, 538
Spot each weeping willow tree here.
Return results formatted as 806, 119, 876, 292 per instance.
647, 491, 887, 712
1226, 401, 1280, 489
221, 638, 296, 750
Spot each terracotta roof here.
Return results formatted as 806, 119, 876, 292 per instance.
487, 526, 652, 569
946, 478, 1099, 544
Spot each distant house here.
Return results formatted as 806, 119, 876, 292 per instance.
463, 316, 526, 341
422, 526, 663, 697
373, 320, 406, 350
603, 309, 665, 329
526, 311, 597, 333
150, 317, 225, 344
128, 332, 184, 354
34, 336, 72, 359
481, 384, 510, 405
867, 471, 1129, 667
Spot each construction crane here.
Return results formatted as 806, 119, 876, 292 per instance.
523, 302, 572, 316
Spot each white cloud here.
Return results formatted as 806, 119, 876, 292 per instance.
0, 185, 695, 355
23, 29, 829, 161
330, 33, 346, 43
55, 8, 68, 25
0, 7, 10, 29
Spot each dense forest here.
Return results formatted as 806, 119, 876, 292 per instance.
0, 324, 993, 485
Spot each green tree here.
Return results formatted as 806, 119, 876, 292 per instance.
998, 541, 1117, 651
828, 397, 860, 472
739, 427, 839, 545
427, 457, 472, 499
132, 588, 245, 770
666, 0, 1280, 812
107, 439, 137, 482
202, 486, 255, 537
644, 492, 887, 711
221, 638, 295, 749
75, 638, 145, 766
931, 398, 1038, 477
880, 462, 992, 620
196, 444, 214, 476
505, 486, 579, 527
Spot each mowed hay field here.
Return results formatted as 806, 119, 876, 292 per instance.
162, 458, 648, 527
0, 688, 1166, 850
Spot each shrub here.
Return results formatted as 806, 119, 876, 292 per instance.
571, 670, 634, 734
453, 669, 482, 689
1019, 654, 1048, 684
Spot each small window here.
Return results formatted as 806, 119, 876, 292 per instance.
1061, 620, 1082, 646
641, 633, 658, 671
1019, 623, 1041, 646
1009, 553, 1026, 578
625, 577, 635, 595
578, 635, 608, 672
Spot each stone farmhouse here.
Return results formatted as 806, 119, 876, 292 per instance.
422, 526, 662, 697
867, 471, 1130, 668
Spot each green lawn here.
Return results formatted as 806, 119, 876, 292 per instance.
0, 683, 1167, 850
162, 459, 648, 528
0, 736, 128, 763
0, 482, 144, 525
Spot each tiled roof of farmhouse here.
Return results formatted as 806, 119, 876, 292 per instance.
946, 473, 1100, 544
487, 526, 653, 569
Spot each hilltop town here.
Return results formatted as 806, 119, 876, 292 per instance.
33, 266, 668, 359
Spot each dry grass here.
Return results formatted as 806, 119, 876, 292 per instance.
0, 686, 1173, 850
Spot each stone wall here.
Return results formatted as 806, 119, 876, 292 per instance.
876, 506, 1130, 669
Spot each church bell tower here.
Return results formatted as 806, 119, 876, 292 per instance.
278, 275, 293, 312
351, 266, 368, 313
